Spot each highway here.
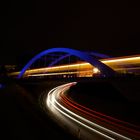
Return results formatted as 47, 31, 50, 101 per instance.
0, 76, 140, 140
2, 52, 140, 139
46, 82, 140, 140
0, 79, 79, 140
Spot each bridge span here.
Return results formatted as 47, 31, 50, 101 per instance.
8, 50, 140, 79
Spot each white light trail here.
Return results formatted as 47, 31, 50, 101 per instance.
46, 82, 132, 140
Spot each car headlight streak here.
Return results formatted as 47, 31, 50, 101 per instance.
46, 82, 131, 140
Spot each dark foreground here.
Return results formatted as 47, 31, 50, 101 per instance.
0, 78, 78, 140
0, 76, 140, 140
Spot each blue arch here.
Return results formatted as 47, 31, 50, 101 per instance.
48, 52, 111, 67
18, 48, 116, 78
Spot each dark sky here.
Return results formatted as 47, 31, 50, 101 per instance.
0, 1, 140, 65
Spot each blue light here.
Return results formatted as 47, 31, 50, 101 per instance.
0, 83, 5, 89
18, 48, 116, 78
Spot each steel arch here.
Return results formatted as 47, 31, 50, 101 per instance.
18, 48, 116, 78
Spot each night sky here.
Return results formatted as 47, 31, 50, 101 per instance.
1, 1, 140, 65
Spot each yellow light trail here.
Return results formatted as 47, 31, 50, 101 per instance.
27, 70, 93, 77
102, 56, 140, 63
8, 54, 140, 77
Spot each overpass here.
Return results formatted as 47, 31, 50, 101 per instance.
8, 48, 140, 78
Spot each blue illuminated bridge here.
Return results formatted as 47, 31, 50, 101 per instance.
17, 48, 116, 79
3, 48, 140, 140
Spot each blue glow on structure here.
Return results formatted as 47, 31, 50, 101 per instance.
18, 48, 116, 78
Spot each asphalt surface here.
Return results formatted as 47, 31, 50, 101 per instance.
0, 76, 140, 140
67, 80, 140, 127
0, 78, 78, 140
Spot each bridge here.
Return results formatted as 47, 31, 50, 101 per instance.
8, 48, 140, 79
2, 48, 140, 140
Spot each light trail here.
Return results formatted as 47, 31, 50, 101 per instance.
27, 70, 93, 77
46, 82, 133, 140
102, 56, 140, 63
22, 54, 140, 77
60, 92, 140, 133
8, 54, 140, 77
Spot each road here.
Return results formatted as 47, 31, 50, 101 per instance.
45, 82, 140, 140
0, 77, 140, 140
0, 79, 77, 140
